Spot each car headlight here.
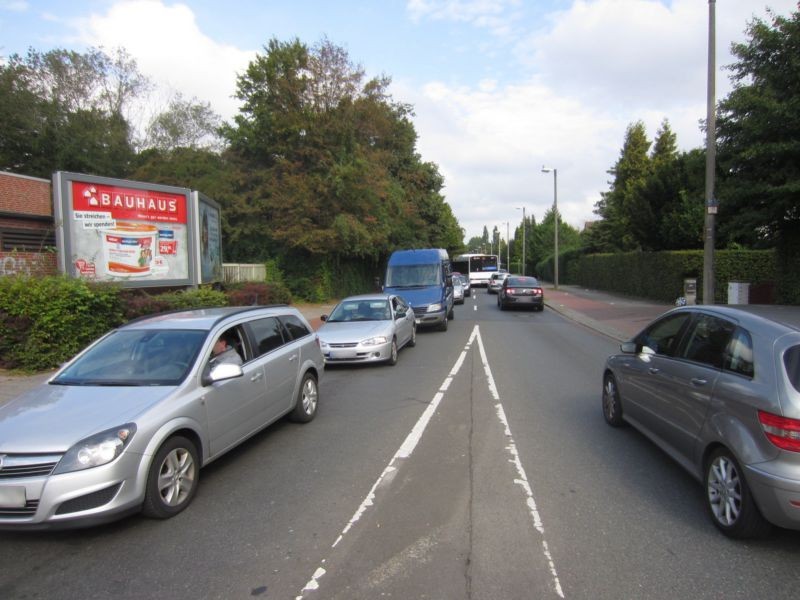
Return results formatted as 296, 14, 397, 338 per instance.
53, 424, 137, 474
319, 340, 329, 349
362, 336, 388, 346
427, 303, 442, 312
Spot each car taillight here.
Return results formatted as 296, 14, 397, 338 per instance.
759, 410, 800, 452
507, 288, 515, 295
533, 288, 542, 296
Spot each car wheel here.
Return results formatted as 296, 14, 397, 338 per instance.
407, 325, 417, 347
439, 315, 448, 331
289, 372, 318, 423
142, 436, 199, 519
387, 339, 398, 366
704, 448, 771, 539
602, 373, 625, 427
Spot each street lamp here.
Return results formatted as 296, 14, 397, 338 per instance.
502, 221, 510, 271
515, 207, 526, 276
542, 166, 558, 289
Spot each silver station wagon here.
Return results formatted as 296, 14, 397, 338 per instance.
603, 305, 800, 538
0, 306, 324, 529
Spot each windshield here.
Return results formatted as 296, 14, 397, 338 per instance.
52, 329, 207, 386
385, 263, 441, 287
327, 299, 391, 322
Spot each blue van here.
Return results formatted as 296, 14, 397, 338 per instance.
383, 248, 454, 331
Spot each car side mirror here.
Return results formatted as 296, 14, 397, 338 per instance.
620, 341, 639, 354
202, 363, 244, 386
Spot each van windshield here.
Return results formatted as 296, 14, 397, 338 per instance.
386, 264, 441, 287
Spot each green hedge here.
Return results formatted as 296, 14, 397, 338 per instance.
549, 249, 778, 303
0, 276, 289, 371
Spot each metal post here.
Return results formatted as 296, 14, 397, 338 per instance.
553, 169, 559, 289
703, 0, 717, 304
506, 221, 510, 273
522, 208, 526, 276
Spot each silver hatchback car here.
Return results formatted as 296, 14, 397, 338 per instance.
0, 306, 324, 529
603, 305, 800, 538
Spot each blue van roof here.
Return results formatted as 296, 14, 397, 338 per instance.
387, 248, 448, 265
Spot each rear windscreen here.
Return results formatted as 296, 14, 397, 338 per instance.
784, 345, 800, 392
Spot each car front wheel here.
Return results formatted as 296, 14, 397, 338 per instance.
289, 372, 318, 423
602, 373, 624, 427
407, 325, 417, 347
142, 436, 199, 519
387, 339, 398, 366
704, 448, 771, 539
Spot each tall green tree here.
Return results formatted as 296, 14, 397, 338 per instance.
0, 47, 144, 177
588, 121, 652, 252
717, 6, 800, 249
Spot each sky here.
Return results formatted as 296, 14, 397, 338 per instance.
1, 0, 797, 243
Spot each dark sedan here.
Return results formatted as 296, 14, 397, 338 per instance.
497, 276, 544, 311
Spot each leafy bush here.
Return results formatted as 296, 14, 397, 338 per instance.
0, 276, 124, 370
119, 287, 229, 320
224, 282, 292, 306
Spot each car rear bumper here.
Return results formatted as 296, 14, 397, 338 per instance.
745, 463, 800, 531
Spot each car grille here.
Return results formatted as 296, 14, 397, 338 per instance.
412, 307, 428, 317
0, 454, 61, 479
0, 500, 38, 518
327, 342, 358, 349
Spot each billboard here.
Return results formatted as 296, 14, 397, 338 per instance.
195, 192, 222, 284
54, 172, 196, 287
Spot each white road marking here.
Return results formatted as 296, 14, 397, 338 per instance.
297, 325, 564, 598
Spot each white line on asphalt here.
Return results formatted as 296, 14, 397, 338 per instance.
296, 327, 479, 598
474, 327, 565, 598
297, 325, 564, 598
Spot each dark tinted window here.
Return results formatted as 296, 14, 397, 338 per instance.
680, 314, 734, 369
507, 277, 539, 287
724, 327, 754, 378
249, 317, 286, 356
784, 346, 800, 392
280, 315, 311, 340
635, 313, 691, 357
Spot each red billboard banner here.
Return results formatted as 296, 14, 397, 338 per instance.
70, 182, 187, 224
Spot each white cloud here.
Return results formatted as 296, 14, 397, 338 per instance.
0, 1, 29, 12
73, 0, 254, 123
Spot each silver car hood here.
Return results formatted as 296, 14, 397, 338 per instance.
318, 321, 394, 343
0, 383, 176, 453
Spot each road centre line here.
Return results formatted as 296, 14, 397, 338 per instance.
297, 325, 563, 598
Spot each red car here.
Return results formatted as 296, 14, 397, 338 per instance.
497, 276, 544, 311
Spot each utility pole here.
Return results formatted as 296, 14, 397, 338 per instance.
703, 0, 717, 304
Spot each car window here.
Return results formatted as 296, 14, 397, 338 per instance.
635, 312, 691, 357
53, 329, 206, 386
679, 314, 734, 369
249, 316, 286, 356
783, 345, 800, 392
279, 314, 311, 340
723, 327, 754, 378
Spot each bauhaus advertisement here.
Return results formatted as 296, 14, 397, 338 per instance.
54, 172, 197, 287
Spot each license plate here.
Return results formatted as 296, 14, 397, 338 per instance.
415, 318, 422, 324
0, 486, 26, 508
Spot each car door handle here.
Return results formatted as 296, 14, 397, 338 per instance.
691, 378, 708, 386
250, 372, 263, 382
289, 354, 297, 362
648, 368, 660, 375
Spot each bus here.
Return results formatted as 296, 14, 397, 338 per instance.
451, 253, 499, 287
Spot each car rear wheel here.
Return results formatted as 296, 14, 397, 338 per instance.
289, 372, 318, 423
704, 448, 771, 539
142, 436, 199, 519
602, 373, 624, 427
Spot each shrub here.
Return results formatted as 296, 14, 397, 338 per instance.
224, 282, 292, 306
0, 276, 124, 370
119, 287, 228, 320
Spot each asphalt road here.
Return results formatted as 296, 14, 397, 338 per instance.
1, 290, 799, 599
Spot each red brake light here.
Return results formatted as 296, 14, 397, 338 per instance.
759, 410, 800, 452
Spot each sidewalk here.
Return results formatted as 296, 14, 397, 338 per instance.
0, 291, 670, 405
543, 285, 672, 342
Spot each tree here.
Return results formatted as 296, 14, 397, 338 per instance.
0, 47, 145, 177
716, 6, 800, 249
143, 93, 224, 152
588, 121, 652, 252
